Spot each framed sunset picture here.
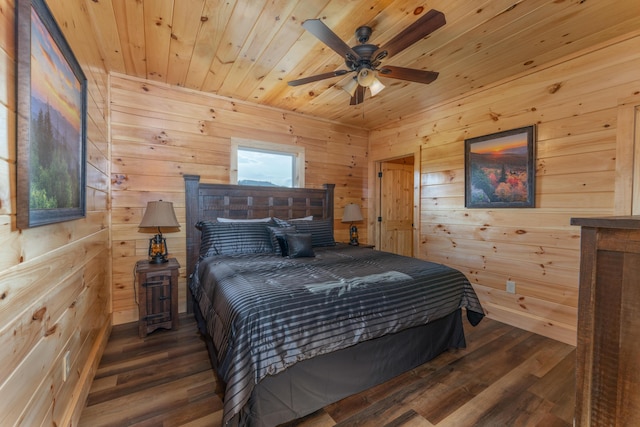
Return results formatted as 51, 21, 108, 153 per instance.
465, 125, 536, 208
16, 0, 87, 228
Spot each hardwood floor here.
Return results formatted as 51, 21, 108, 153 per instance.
79, 314, 576, 427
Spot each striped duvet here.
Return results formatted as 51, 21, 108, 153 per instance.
190, 245, 484, 425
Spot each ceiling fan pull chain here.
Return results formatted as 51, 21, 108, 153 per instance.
362, 97, 365, 120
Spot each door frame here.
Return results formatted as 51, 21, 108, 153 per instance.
615, 96, 640, 215
371, 149, 421, 257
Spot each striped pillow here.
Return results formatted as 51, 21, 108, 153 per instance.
196, 221, 273, 258
288, 218, 335, 247
272, 217, 292, 227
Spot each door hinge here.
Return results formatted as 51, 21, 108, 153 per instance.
377, 216, 382, 222
378, 171, 383, 178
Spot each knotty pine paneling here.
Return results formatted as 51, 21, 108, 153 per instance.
370, 33, 640, 346
0, 0, 111, 426
109, 73, 369, 324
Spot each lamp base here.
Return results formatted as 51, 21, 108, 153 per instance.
349, 225, 359, 246
148, 233, 169, 264
149, 255, 169, 264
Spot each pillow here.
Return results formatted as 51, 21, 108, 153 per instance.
272, 217, 292, 227
216, 217, 272, 223
273, 216, 312, 226
285, 233, 315, 258
267, 226, 296, 255
289, 215, 313, 221
197, 221, 273, 258
288, 218, 335, 247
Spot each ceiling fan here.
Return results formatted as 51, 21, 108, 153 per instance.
288, 9, 446, 105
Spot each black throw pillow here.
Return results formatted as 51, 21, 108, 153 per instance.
285, 233, 315, 258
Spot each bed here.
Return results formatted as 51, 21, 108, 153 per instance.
184, 175, 484, 427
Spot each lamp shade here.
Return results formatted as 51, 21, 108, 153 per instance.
357, 68, 376, 87
342, 77, 358, 97
368, 77, 385, 97
342, 203, 363, 223
139, 201, 180, 229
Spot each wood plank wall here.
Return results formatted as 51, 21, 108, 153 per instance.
109, 74, 369, 324
1, 3, 637, 422
370, 33, 640, 346
0, 0, 111, 425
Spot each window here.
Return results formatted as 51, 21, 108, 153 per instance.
231, 138, 305, 187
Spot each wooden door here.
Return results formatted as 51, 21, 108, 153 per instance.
378, 159, 414, 256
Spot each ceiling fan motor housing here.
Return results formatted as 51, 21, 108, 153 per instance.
347, 44, 379, 70
355, 26, 372, 44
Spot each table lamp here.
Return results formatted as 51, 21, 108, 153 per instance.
342, 203, 363, 245
139, 200, 180, 264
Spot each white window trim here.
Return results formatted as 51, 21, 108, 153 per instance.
231, 138, 305, 188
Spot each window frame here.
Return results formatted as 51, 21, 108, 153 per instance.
230, 138, 305, 188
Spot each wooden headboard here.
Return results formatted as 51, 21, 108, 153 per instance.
184, 175, 335, 311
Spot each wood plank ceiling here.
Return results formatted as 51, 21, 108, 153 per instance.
79, 0, 640, 129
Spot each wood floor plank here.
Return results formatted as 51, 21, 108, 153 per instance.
80, 314, 575, 427
435, 339, 574, 427
528, 349, 576, 422
180, 411, 224, 427
129, 395, 222, 427
87, 351, 213, 406
383, 410, 435, 427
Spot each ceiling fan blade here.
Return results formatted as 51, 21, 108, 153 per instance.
375, 9, 445, 59
302, 19, 361, 62
288, 69, 350, 86
378, 66, 439, 84
350, 85, 365, 105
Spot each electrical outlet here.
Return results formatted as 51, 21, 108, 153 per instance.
63, 351, 71, 382
506, 280, 516, 294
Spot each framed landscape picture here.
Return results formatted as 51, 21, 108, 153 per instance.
465, 125, 536, 208
16, 0, 87, 228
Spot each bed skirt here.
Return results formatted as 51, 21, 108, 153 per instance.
193, 300, 465, 427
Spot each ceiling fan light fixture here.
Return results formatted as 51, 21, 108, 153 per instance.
357, 68, 376, 87
342, 77, 359, 97
368, 77, 385, 97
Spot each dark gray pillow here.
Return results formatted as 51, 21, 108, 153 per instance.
267, 226, 297, 255
285, 233, 315, 258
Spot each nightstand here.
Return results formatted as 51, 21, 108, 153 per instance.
135, 258, 180, 338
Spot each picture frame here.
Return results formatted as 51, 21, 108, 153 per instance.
465, 125, 536, 208
16, 0, 87, 228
